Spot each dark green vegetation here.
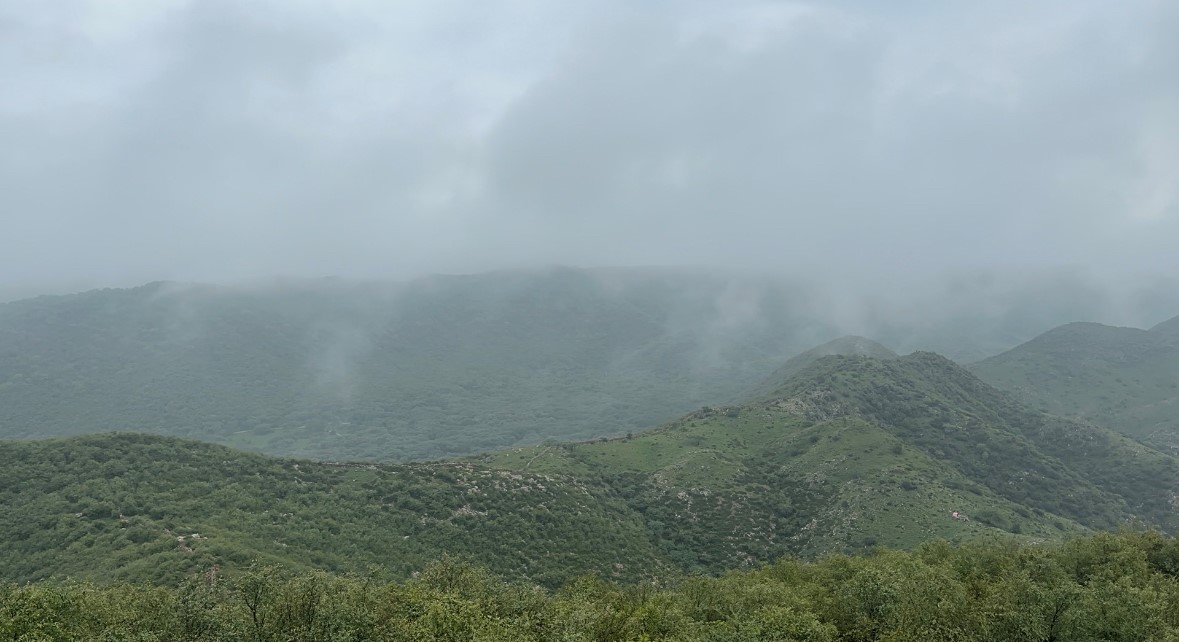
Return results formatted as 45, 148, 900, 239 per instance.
972, 315, 1179, 454
0, 433, 666, 588
483, 351, 1179, 570
5, 532, 1179, 641
4, 351, 1177, 589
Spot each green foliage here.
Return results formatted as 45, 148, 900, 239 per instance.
0, 434, 667, 587
4, 533, 1179, 641
482, 352, 1178, 567
3, 348, 1177, 589
761, 352, 1179, 533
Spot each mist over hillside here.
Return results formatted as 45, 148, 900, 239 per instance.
972, 314, 1179, 453
0, 268, 828, 460
3, 267, 1176, 461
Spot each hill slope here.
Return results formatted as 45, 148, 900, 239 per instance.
476, 352, 1179, 569
971, 316, 1179, 453
4, 349, 1177, 585
0, 433, 667, 586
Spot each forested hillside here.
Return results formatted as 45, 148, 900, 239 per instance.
972, 315, 1179, 453
0, 433, 666, 587
2, 347, 1178, 602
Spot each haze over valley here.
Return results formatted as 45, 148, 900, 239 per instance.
3, 267, 1178, 461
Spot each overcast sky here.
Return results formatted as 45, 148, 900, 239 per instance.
2, 0, 1176, 291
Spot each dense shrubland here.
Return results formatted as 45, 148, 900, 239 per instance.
0, 434, 666, 587
4, 532, 1179, 641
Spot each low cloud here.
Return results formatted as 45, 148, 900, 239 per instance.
1, 0, 1175, 290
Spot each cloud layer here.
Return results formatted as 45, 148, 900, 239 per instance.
2, 0, 1176, 289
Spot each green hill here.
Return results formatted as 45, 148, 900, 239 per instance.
970, 316, 1179, 453
0, 433, 667, 587
476, 352, 1179, 569
3, 349, 1177, 587
743, 335, 897, 399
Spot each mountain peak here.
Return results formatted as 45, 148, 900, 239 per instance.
746, 336, 897, 400
774, 349, 997, 410
980, 320, 1158, 367
814, 335, 898, 358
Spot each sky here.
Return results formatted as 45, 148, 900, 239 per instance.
1, 0, 1177, 293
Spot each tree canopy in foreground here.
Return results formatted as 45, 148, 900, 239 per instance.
3, 531, 1179, 641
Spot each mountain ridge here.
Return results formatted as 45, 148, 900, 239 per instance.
971, 313, 1179, 453
1152, 314, 1179, 338
6, 269, 1176, 462
764, 352, 1179, 529
478, 349, 1178, 565
4, 342, 1177, 586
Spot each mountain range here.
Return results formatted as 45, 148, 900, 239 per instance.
4, 344, 1176, 586
3, 267, 1173, 462
0, 269, 834, 460
3, 269, 1178, 588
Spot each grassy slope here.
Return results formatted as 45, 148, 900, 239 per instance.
483, 408, 1086, 569
971, 317, 1179, 453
